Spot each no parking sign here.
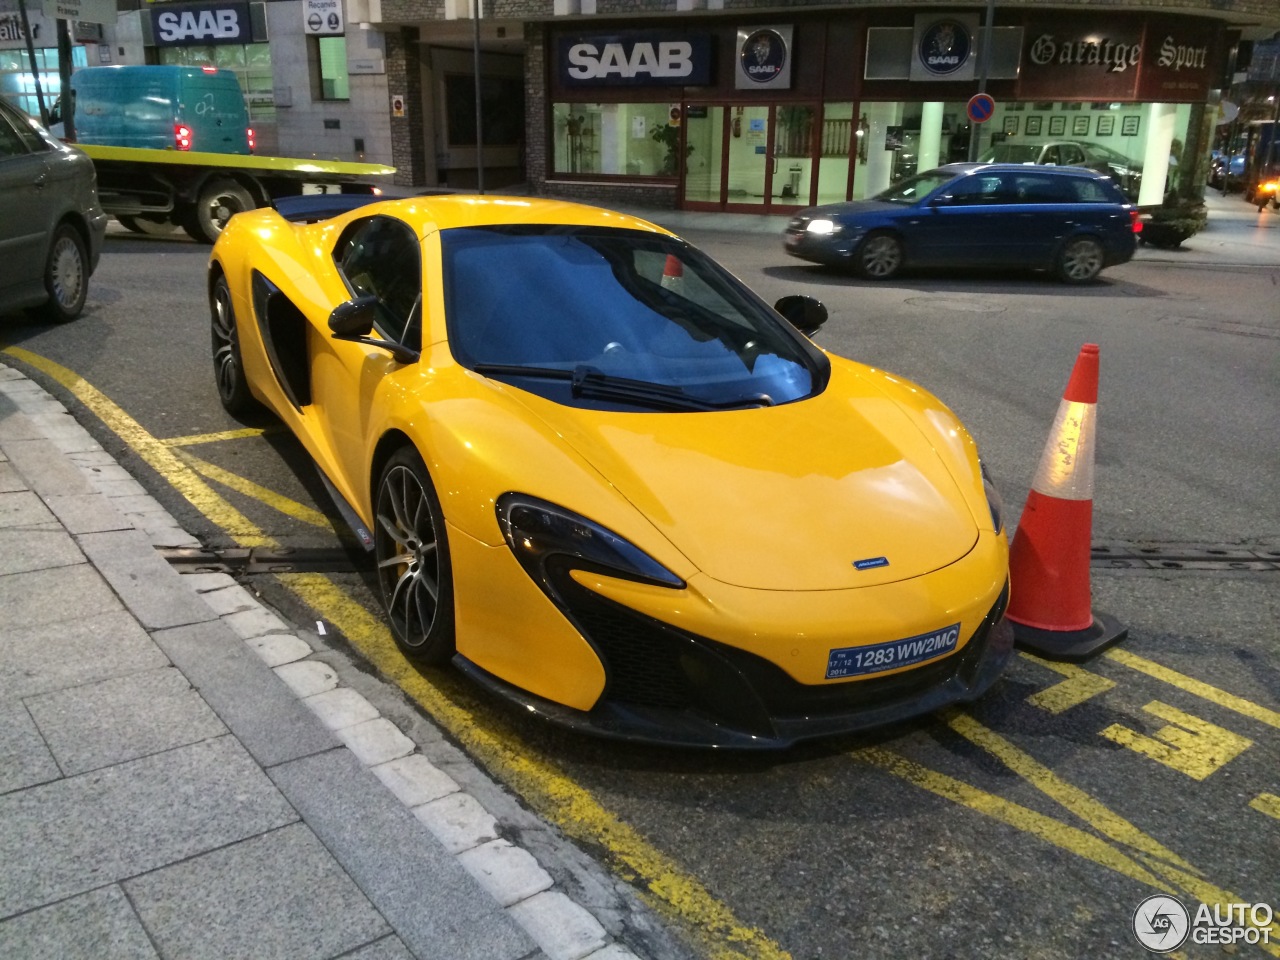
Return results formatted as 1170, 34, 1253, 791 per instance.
966, 93, 995, 124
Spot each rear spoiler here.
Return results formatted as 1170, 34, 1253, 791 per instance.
271, 193, 384, 223
271, 189, 458, 224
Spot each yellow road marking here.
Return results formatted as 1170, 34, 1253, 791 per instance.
17, 348, 1275, 958
1100, 701, 1254, 781
175, 448, 331, 528
924, 714, 1280, 958
1250, 794, 1280, 820
4, 349, 789, 960
2, 347, 270, 546
277, 572, 791, 960
944, 711, 1198, 872
854, 748, 1176, 893
1106, 649, 1280, 731
1135, 858, 1280, 956
1021, 652, 1116, 714
163, 426, 269, 447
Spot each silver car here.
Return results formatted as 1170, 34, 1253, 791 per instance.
0, 96, 108, 322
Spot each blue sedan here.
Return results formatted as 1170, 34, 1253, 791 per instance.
784, 163, 1140, 284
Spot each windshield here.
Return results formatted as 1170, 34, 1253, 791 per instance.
1080, 142, 1135, 166
979, 144, 1043, 164
441, 226, 826, 411
872, 169, 958, 204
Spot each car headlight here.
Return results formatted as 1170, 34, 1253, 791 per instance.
496, 494, 684, 595
805, 218, 837, 235
980, 461, 1005, 535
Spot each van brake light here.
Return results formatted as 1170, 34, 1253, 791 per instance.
201, 66, 217, 74
247, 128, 255, 152
1129, 210, 1142, 234
175, 124, 192, 151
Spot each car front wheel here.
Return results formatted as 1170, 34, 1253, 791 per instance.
210, 275, 260, 417
374, 447, 456, 665
1057, 237, 1104, 284
37, 225, 88, 322
855, 232, 904, 280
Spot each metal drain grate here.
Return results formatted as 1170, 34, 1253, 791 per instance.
160, 547, 362, 575
1092, 541, 1280, 572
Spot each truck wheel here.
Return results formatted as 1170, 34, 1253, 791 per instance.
186, 179, 255, 244
36, 225, 88, 323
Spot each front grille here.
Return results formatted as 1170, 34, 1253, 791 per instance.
553, 567, 1010, 735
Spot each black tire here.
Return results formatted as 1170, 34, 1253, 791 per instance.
210, 275, 260, 417
116, 215, 144, 233
187, 178, 255, 244
854, 232, 904, 280
1057, 236, 1104, 284
374, 447, 456, 665
36, 224, 87, 322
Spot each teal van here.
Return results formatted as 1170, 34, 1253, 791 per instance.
67, 65, 252, 155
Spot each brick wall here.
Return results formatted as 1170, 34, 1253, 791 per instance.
386, 27, 428, 187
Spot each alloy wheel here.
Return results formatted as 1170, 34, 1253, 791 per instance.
1060, 238, 1104, 283
211, 282, 240, 404
375, 464, 442, 647
860, 235, 902, 279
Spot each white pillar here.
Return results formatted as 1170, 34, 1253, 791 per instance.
918, 101, 943, 173
1137, 102, 1177, 207
863, 102, 899, 196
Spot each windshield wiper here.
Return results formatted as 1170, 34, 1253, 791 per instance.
471, 363, 773, 412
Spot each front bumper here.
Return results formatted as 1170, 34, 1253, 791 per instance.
783, 222, 858, 267
457, 578, 1013, 749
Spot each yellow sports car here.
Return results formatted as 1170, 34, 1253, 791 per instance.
208, 194, 1012, 748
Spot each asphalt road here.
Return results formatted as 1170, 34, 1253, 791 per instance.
2, 211, 1277, 960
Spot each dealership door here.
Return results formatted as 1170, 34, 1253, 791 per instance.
683, 103, 817, 212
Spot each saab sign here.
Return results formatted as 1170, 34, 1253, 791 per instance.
557, 32, 712, 87
152, 2, 250, 46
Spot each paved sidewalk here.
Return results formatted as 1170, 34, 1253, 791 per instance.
0, 364, 647, 960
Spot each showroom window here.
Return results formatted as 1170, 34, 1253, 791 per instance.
552, 102, 681, 178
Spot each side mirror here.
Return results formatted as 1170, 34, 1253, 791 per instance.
774, 295, 828, 337
328, 295, 379, 336
929, 193, 952, 207
328, 295, 419, 364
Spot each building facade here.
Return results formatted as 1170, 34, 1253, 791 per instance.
4, 0, 1277, 204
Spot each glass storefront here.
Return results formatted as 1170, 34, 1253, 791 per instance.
0, 46, 88, 119
552, 102, 684, 178
544, 15, 1217, 211
553, 96, 1189, 209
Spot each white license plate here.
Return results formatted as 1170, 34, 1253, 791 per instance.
826, 623, 961, 679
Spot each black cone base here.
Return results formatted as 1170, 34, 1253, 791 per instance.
1011, 610, 1128, 662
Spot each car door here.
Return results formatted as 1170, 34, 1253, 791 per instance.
312, 214, 424, 500
911, 171, 1007, 265
1002, 171, 1081, 265
0, 101, 56, 306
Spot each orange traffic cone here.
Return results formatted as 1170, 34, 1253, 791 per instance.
1007, 343, 1127, 661
661, 254, 684, 293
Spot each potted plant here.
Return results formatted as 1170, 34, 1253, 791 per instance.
1140, 197, 1207, 249
651, 123, 693, 176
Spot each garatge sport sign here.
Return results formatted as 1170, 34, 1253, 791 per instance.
151, 1, 250, 46
557, 31, 713, 87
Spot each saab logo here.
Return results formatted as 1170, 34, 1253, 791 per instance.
918, 19, 971, 76
740, 28, 787, 83
153, 4, 248, 44
567, 41, 694, 80
558, 33, 711, 86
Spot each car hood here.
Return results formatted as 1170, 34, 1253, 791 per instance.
508, 367, 979, 591
800, 199, 903, 222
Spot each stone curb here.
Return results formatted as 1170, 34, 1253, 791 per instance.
0, 363, 642, 960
